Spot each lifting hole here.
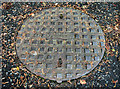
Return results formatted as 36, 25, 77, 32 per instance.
58, 58, 62, 67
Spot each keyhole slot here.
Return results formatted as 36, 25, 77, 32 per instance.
59, 14, 63, 19
58, 58, 62, 67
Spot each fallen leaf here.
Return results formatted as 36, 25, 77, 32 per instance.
111, 53, 114, 56
112, 79, 118, 83
105, 84, 107, 86
105, 43, 110, 50
20, 76, 24, 80
105, 60, 110, 63
16, 67, 19, 71
112, 80, 118, 88
112, 48, 115, 52
67, 80, 72, 84
80, 79, 86, 84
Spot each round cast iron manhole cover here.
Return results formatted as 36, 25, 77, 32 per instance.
16, 7, 105, 83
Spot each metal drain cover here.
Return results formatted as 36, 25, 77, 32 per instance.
16, 7, 105, 83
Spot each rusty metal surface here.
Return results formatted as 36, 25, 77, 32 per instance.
16, 7, 105, 83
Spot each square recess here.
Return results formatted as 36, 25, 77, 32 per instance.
66, 73, 72, 78
74, 17, 78, 20
47, 55, 52, 59
48, 47, 53, 52
57, 48, 62, 52
66, 55, 72, 60
21, 54, 27, 59
76, 64, 82, 69
66, 27, 71, 31
92, 41, 98, 46
48, 40, 53, 44
95, 56, 100, 61
32, 40, 38, 44
87, 64, 91, 69
99, 35, 104, 39
82, 28, 87, 32
29, 54, 36, 60
74, 34, 79, 38
37, 54, 43, 59
91, 35, 96, 39
75, 48, 81, 53
40, 47, 44, 52
66, 64, 72, 69
85, 48, 90, 53
57, 73, 62, 78
58, 28, 63, 31
86, 56, 91, 61
84, 42, 89, 46
17, 39, 21, 44
66, 48, 72, 52
90, 28, 95, 32
82, 35, 88, 39
66, 41, 71, 45
28, 63, 34, 68
76, 73, 81, 76
74, 28, 79, 31
75, 56, 82, 61
57, 40, 62, 44
100, 42, 105, 46
30, 47, 36, 51
94, 48, 99, 53
24, 39, 29, 44
46, 73, 52, 77
46, 63, 52, 68
36, 63, 43, 68
75, 41, 80, 45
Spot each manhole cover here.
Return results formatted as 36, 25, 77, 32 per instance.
16, 7, 105, 83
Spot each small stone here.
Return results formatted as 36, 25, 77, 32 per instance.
113, 70, 115, 72
55, 3, 58, 5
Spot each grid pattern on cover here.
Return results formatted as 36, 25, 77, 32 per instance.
16, 7, 105, 83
